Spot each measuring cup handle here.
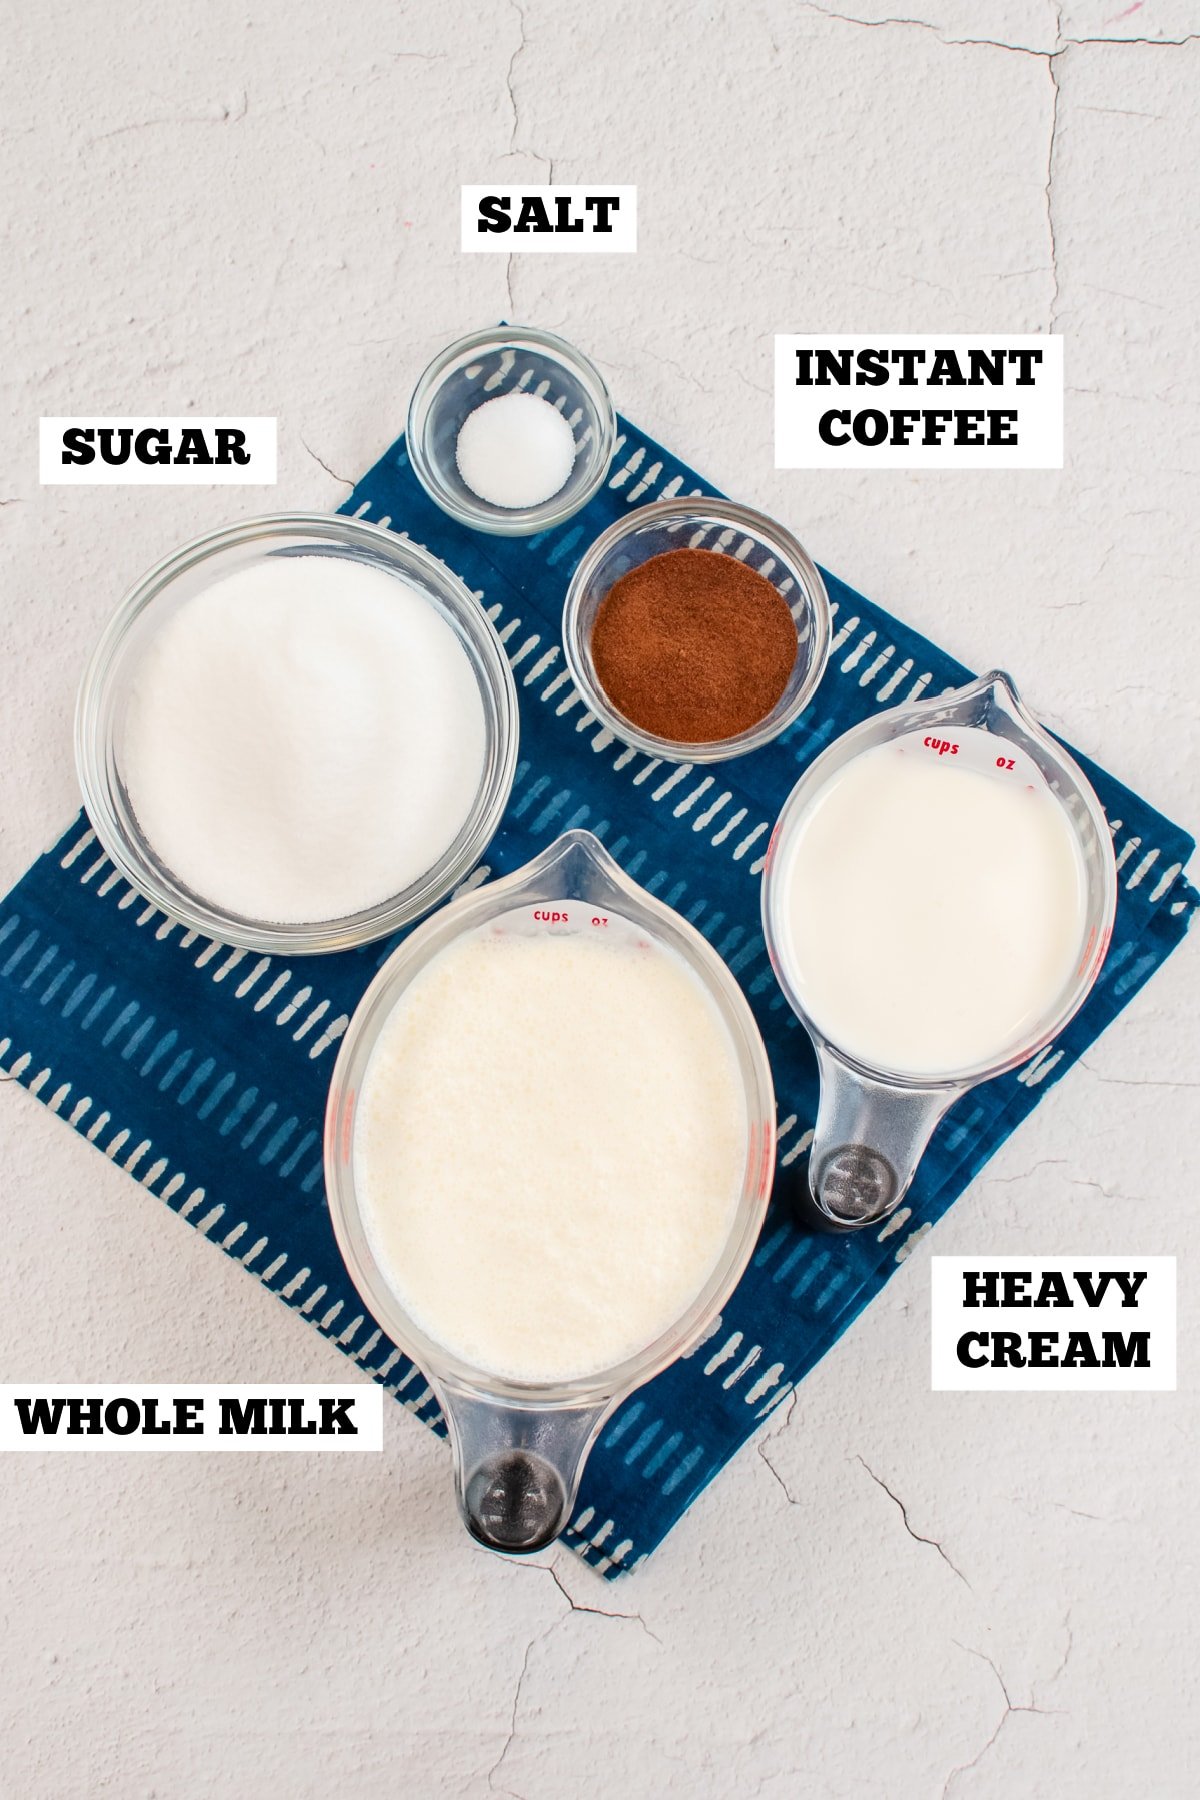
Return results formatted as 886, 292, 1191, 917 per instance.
438, 1387, 610, 1557
803, 1046, 955, 1233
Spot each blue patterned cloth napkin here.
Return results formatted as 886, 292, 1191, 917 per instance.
2, 417, 1194, 1576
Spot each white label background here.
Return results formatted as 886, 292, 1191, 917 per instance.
774, 334, 1063, 470
0, 1384, 383, 1451
460, 185, 637, 253
931, 1256, 1176, 1392
39, 417, 278, 485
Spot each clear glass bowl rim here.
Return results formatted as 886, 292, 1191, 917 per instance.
74, 510, 520, 955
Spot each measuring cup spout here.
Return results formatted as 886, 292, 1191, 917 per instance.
803, 1045, 955, 1232
439, 1385, 609, 1557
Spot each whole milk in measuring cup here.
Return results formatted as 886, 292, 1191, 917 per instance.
326, 831, 776, 1555
762, 672, 1117, 1231
355, 910, 747, 1384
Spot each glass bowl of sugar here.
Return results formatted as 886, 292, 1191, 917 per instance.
76, 513, 519, 954
406, 325, 618, 536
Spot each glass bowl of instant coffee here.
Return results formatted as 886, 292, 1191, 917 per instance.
562, 498, 831, 763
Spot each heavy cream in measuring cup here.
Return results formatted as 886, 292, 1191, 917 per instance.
773, 730, 1089, 1076
354, 917, 746, 1383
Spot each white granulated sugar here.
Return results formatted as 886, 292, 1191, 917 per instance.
121, 555, 487, 924
455, 390, 576, 509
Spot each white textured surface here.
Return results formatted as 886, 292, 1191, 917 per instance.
2, 4, 1197, 1796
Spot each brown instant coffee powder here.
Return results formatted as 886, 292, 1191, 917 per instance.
589, 548, 798, 744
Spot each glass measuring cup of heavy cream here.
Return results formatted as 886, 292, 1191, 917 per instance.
325, 830, 776, 1554
762, 671, 1117, 1232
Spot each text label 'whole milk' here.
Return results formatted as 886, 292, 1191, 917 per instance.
774, 335, 1063, 470
0, 1384, 383, 1451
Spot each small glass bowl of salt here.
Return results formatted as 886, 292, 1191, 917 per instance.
406, 325, 617, 536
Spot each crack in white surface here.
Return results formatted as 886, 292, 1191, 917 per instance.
1048, 1501, 1123, 1524
1039, 1610, 1074, 1695
89, 91, 248, 144
797, 5, 1052, 56
1076, 103, 1164, 119
800, 1, 1200, 333
1065, 33, 1200, 48
501, 0, 552, 324
1079, 1060, 1200, 1090
504, 0, 554, 180
543, 1558, 662, 1644
798, 5, 1200, 52
854, 1456, 970, 1586
756, 1391, 801, 1506
758, 1449, 802, 1507
1081, 281, 1166, 311
640, 346, 710, 393
299, 436, 353, 489
980, 1159, 1151, 1209
1008, 1491, 1130, 1526
1044, 6, 1062, 329
505, 0, 529, 156
979, 1156, 1069, 1185
942, 1639, 1068, 1797
486, 1622, 553, 1800
485, 1555, 662, 1796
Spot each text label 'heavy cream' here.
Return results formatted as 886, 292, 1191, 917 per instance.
931, 1256, 1176, 1391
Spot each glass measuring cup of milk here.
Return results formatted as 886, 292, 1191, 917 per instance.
762, 671, 1117, 1232
325, 830, 776, 1554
